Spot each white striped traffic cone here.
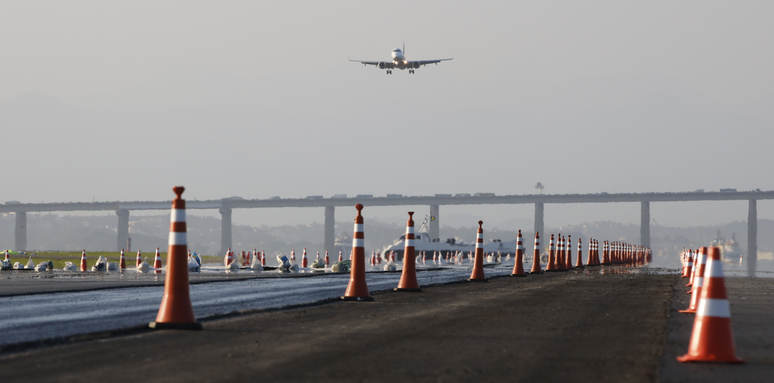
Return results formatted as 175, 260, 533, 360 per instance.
149, 186, 201, 330
511, 230, 526, 276
681, 247, 709, 314
80, 249, 87, 272
468, 221, 487, 282
154, 247, 162, 274
396, 211, 421, 292
119, 249, 126, 270
224, 247, 232, 267
677, 247, 743, 363
575, 238, 584, 268
136, 250, 142, 268
342, 204, 372, 301
529, 232, 542, 274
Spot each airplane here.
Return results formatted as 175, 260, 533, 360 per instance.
349, 44, 453, 74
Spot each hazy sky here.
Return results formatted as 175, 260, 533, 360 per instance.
1, 1, 773, 230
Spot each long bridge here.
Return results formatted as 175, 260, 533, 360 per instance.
2, 190, 771, 274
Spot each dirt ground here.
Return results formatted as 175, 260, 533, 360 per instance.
0, 267, 771, 382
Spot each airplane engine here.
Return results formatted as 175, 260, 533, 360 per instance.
413, 62, 420, 69
378, 62, 387, 69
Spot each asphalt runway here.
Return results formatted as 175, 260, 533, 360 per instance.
0, 264, 515, 348
1, 267, 771, 382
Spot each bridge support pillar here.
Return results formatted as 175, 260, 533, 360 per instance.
220, 207, 232, 255
116, 209, 130, 251
324, 206, 335, 253
429, 204, 439, 241
748, 199, 757, 277
534, 202, 544, 239
14, 211, 27, 251
640, 201, 650, 248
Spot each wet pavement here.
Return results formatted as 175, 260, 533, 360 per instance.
0, 264, 517, 347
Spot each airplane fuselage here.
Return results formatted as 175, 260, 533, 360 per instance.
391, 48, 409, 69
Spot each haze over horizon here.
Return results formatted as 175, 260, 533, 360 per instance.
1, 1, 772, 229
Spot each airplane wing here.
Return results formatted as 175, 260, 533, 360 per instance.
410, 58, 454, 67
349, 58, 394, 68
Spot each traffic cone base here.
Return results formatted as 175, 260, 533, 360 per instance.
676, 317, 742, 363
149, 321, 202, 330
341, 295, 375, 301
394, 287, 423, 292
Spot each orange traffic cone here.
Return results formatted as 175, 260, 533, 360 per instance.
585, 239, 594, 266
396, 212, 422, 292
565, 235, 574, 270
224, 247, 232, 267
599, 240, 604, 265
261, 250, 266, 267
575, 238, 584, 268
79, 250, 87, 272
686, 249, 698, 287
545, 235, 557, 272
530, 232, 543, 274
136, 250, 142, 267
3, 250, 8, 262
302, 248, 308, 268
149, 186, 201, 330
338, 250, 343, 263
677, 246, 743, 363
681, 247, 708, 314
153, 247, 162, 274
555, 235, 566, 271
325, 250, 330, 267
511, 230, 526, 277
468, 221, 487, 282
119, 249, 126, 270
342, 204, 373, 301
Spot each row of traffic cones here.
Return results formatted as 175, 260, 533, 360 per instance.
223, 248, 268, 268
677, 246, 743, 363
147, 190, 652, 331
70, 248, 167, 272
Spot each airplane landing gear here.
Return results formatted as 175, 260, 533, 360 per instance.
386, 70, 392, 75
409, 69, 415, 74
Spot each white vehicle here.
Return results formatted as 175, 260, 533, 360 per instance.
379, 216, 517, 260
350, 44, 453, 75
